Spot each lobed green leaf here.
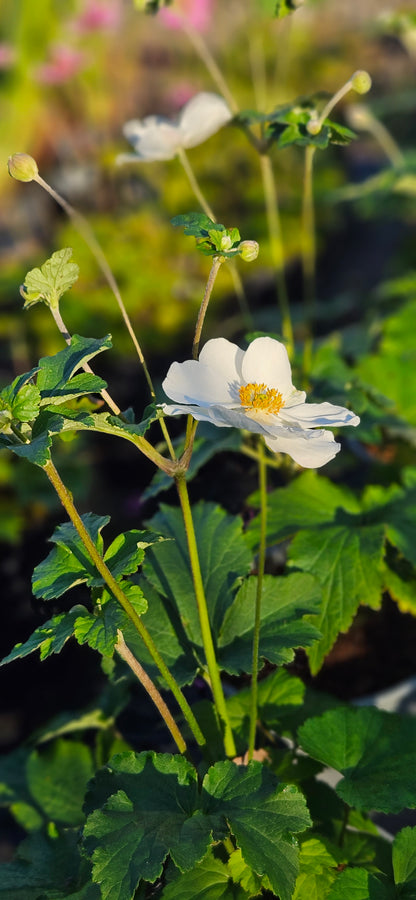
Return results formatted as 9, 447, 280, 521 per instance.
298, 706, 416, 814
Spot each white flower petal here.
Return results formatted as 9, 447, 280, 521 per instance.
241, 337, 295, 398
179, 92, 233, 149
122, 117, 180, 161
162, 359, 235, 407
265, 428, 341, 468
199, 338, 244, 393
161, 402, 272, 435
279, 401, 360, 429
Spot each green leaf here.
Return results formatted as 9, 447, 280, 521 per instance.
83, 753, 311, 900
218, 573, 322, 675
289, 522, 385, 674
21, 248, 79, 309
103, 530, 156, 579
327, 868, 395, 899
83, 752, 209, 899
171, 212, 217, 238
0, 829, 83, 899
74, 602, 124, 657
0, 371, 41, 430
144, 502, 253, 647
9, 431, 53, 467
226, 668, 307, 748
0, 606, 85, 666
164, 849, 251, 899
392, 826, 416, 891
37, 334, 111, 405
293, 837, 341, 900
27, 739, 94, 826
201, 760, 311, 900
74, 585, 147, 656
298, 706, 416, 813
32, 514, 110, 599
245, 470, 360, 551
227, 846, 269, 895
122, 576, 198, 687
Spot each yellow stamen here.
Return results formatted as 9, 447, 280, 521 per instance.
239, 382, 284, 415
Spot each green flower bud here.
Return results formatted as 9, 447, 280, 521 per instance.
220, 233, 233, 251
239, 240, 259, 262
7, 153, 39, 183
306, 118, 321, 136
351, 70, 372, 95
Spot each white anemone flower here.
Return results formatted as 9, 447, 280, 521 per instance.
117, 92, 233, 163
161, 337, 360, 468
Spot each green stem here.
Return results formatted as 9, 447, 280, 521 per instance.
193, 257, 223, 359
43, 458, 206, 749
247, 438, 267, 761
259, 154, 293, 357
301, 144, 317, 376
116, 630, 187, 754
175, 474, 236, 758
177, 148, 252, 331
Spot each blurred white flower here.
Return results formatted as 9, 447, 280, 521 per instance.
161, 336, 360, 468
117, 92, 232, 163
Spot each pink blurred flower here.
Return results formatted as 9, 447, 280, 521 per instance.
166, 82, 195, 110
34, 45, 86, 85
0, 43, 16, 70
159, 0, 213, 33
73, 0, 121, 33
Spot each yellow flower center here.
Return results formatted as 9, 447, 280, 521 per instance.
239, 382, 284, 415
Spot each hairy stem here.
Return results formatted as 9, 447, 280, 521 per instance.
175, 474, 236, 757
247, 438, 267, 761
43, 458, 206, 748
116, 630, 187, 754
193, 257, 223, 359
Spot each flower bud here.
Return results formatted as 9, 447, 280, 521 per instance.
220, 233, 233, 251
7, 153, 39, 182
306, 117, 321, 136
239, 240, 259, 262
351, 70, 372, 95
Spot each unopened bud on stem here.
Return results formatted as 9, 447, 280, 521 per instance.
239, 240, 259, 262
7, 153, 39, 183
351, 70, 372, 95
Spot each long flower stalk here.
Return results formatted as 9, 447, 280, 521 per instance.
43, 457, 206, 749
193, 256, 223, 359
247, 437, 268, 761
175, 474, 236, 758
